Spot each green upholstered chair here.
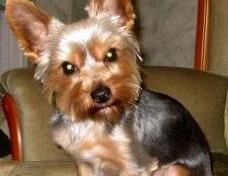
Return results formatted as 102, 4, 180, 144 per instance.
0, 66, 228, 176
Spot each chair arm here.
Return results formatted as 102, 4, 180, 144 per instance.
2, 93, 22, 161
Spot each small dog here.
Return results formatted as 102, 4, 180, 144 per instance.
6, 0, 213, 175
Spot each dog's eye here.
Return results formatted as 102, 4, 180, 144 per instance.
105, 48, 117, 62
62, 61, 77, 75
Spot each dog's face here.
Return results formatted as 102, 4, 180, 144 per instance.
6, 0, 141, 122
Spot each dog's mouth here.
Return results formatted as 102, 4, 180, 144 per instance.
92, 100, 120, 113
89, 99, 123, 122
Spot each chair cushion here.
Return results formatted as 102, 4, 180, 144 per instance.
225, 91, 228, 148
2, 161, 76, 176
212, 153, 228, 176
1, 66, 228, 159
2, 154, 228, 176
1, 161, 18, 176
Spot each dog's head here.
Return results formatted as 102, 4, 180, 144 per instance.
6, 0, 141, 122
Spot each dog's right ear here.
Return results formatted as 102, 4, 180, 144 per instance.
5, 0, 63, 64
85, 0, 135, 30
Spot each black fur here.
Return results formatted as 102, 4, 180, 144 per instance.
134, 89, 213, 176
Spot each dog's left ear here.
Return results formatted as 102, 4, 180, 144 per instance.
5, 0, 64, 64
85, 0, 135, 30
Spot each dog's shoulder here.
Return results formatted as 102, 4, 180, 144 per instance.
136, 89, 190, 120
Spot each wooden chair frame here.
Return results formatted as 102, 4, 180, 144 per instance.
194, 0, 210, 71
2, 93, 22, 161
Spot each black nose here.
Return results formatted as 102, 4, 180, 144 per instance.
91, 85, 111, 104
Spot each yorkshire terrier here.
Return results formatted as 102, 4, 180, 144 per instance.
6, 0, 212, 175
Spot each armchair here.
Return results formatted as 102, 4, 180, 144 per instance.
1, 66, 228, 175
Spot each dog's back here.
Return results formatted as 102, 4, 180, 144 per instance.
134, 89, 213, 176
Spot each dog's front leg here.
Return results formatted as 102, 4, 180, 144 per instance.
92, 159, 120, 176
119, 166, 151, 176
77, 159, 115, 176
77, 162, 94, 176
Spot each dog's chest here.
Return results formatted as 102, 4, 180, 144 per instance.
50, 114, 129, 164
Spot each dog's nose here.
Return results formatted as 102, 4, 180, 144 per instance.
91, 85, 111, 104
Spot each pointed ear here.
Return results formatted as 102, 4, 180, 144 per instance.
85, 0, 135, 30
5, 0, 53, 63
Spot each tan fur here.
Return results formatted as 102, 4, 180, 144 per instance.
46, 35, 140, 122
5, 0, 51, 63
89, 39, 107, 62
86, 0, 135, 30
68, 44, 86, 68
52, 118, 158, 176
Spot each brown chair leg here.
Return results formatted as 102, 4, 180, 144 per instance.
2, 93, 22, 161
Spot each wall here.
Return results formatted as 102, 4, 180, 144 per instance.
208, 0, 228, 77
137, 0, 198, 68
36, 0, 87, 23
38, 0, 199, 69
0, 0, 199, 74
0, 11, 26, 74
36, 0, 72, 23
70, 0, 199, 68
71, 0, 87, 22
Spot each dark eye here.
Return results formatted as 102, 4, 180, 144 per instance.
105, 48, 117, 62
62, 61, 77, 75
